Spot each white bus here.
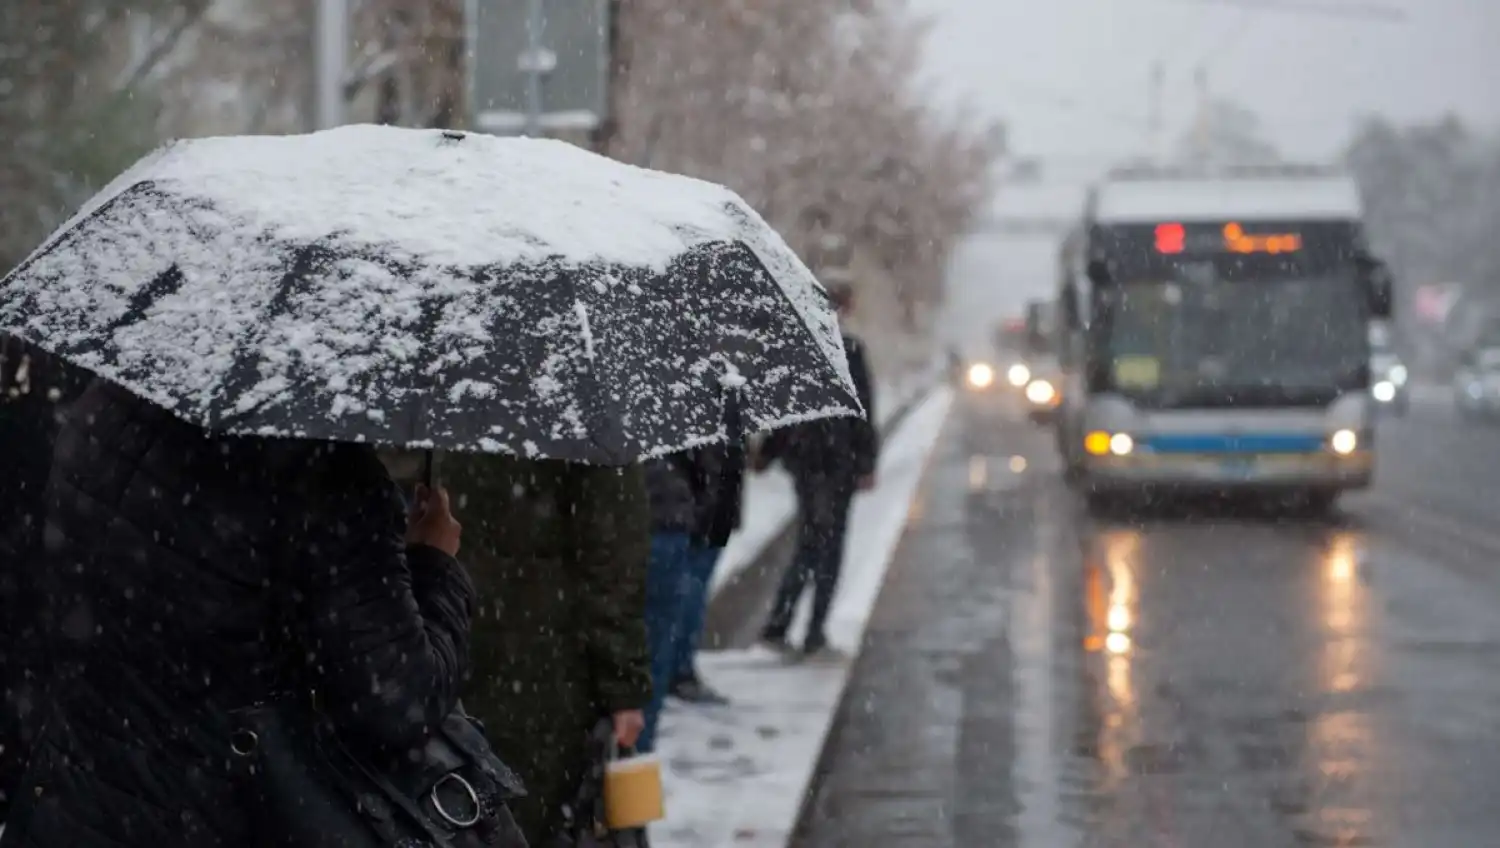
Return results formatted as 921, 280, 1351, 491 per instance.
1053, 165, 1394, 514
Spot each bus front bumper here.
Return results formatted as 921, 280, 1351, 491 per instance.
1081, 450, 1374, 493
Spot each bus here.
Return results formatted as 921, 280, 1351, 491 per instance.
1053, 165, 1394, 514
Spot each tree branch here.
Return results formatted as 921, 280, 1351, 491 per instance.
343, 47, 402, 101
112, 0, 213, 94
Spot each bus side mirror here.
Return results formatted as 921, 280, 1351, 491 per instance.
1085, 259, 1111, 286
1356, 253, 1393, 319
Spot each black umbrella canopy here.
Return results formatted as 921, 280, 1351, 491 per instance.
0, 126, 861, 464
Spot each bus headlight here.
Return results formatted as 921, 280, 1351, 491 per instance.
1389, 364, 1408, 385
1085, 431, 1134, 456
1007, 363, 1031, 387
1372, 380, 1396, 402
967, 363, 995, 389
1329, 429, 1358, 455
1025, 379, 1056, 405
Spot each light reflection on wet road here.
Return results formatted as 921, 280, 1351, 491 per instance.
796, 391, 1500, 847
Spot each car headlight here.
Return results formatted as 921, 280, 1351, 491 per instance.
1329, 428, 1358, 455
1389, 364, 1408, 385
1372, 380, 1396, 402
1025, 379, 1056, 405
1007, 363, 1031, 387
967, 362, 995, 389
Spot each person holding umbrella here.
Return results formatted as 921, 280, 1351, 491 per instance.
0, 125, 868, 844
0, 376, 477, 847
0, 334, 89, 825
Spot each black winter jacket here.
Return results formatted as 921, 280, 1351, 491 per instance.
0, 381, 476, 848
0, 337, 89, 822
763, 332, 879, 480
644, 445, 745, 547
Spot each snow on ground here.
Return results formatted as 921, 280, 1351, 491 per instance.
652, 387, 956, 848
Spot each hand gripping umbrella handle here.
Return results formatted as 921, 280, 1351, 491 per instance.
722, 387, 745, 446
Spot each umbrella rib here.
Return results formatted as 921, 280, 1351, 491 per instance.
208, 246, 320, 431
109, 266, 186, 337
71, 265, 188, 374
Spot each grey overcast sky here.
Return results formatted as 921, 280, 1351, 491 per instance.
908, 0, 1500, 167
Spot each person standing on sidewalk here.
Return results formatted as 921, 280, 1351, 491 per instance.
443, 456, 652, 844
671, 444, 745, 705
638, 443, 744, 750
756, 283, 879, 660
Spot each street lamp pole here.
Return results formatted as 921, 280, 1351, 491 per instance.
524, 0, 545, 136
314, 0, 348, 130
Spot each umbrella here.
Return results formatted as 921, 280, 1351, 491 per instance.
0, 125, 860, 465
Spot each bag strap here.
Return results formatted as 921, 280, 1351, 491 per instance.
333, 734, 460, 848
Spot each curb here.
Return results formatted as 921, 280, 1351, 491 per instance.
781, 393, 957, 846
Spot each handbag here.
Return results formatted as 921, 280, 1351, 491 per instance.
231, 695, 529, 848
232, 527, 529, 848
553, 720, 651, 848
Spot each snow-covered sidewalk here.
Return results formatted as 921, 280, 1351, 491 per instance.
651, 387, 955, 847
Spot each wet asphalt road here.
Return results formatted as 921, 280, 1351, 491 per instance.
795, 387, 1500, 847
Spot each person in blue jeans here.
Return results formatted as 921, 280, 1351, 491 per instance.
637, 444, 744, 751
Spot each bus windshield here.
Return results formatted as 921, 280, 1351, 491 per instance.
1100, 275, 1368, 407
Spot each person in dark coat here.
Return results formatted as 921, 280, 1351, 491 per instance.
444, 455, 652, 844
669, 443, 744, 704
756, 283, 879, 658
638, 443, 746, 747
0, 336, 90, 824
0, 380, 474, 848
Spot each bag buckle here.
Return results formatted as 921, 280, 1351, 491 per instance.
230, 730, 259, 757
430, 773, 482, 828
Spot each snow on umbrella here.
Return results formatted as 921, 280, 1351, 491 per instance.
0, 125, 860, 464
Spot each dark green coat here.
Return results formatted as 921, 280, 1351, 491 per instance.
445, 456, 653, 843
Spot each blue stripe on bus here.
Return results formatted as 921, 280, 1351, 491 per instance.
1139, 433, 1326, 454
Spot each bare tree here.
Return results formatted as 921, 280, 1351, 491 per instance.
606, 0, 1000, 341
4, 0, 998, 354
0, 1, 217, 271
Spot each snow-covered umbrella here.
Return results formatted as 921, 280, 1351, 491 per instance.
0, 125, 860, 464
